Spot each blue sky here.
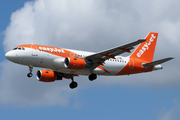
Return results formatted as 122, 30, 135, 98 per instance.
1, 86, 179, 120
0, 0, 180, 120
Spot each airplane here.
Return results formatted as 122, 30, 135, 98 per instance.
5, 32, 173, 89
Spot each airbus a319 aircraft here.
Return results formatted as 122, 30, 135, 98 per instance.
5, 32, 173, 89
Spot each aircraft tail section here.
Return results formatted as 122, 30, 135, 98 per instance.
142, 57, 174, 68
130, 32, 158, 62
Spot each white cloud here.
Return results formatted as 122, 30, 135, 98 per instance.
0, 61, 76, 107
157, 105, 180, 120
1, 0, 180, 107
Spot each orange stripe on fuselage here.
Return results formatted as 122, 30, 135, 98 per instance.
97, 66, 110, 74
16, 44, 82, 58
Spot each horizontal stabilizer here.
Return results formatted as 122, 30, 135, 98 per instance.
143, 57, 174, 68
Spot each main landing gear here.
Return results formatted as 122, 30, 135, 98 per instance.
69, 76, 78, 89
88, 73, 97, 81
69, 73, 97, 89
27, 65, 33, 78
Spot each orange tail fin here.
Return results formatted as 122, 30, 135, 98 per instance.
130, 32, 158, 62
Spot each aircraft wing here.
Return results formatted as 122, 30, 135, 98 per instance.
85, 39, 146, 64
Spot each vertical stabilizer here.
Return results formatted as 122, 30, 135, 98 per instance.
130, 32, 158, 62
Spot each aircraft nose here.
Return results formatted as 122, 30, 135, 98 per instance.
5, 51, 14, 61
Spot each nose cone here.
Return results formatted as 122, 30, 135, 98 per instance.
5, 51, 15, 61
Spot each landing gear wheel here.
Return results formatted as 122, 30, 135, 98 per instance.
27, 65, 33, 78
69, 82, 78, 89
27, 73, 33, 78
89, 73, 97, 81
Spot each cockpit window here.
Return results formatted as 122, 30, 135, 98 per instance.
13, 48, 17, 50
13, 47, 25, 50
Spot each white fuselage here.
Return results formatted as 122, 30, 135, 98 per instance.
5, 47, 129, 76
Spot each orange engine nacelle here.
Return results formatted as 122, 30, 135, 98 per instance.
36, 70, 57, 82
64, 57, 86, 69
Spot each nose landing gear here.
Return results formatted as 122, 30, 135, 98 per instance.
27, 65, 33, 78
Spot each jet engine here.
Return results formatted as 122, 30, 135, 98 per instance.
36, 70, 62, 82
64, 57, 86, 69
